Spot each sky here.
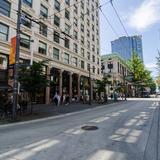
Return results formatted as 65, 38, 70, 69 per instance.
100, 0, 160, 78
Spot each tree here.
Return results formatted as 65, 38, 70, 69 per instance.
19, 60, 50, 103
128, 53, 145, 83
95, 76, 111, 101
128, 52, 155, 96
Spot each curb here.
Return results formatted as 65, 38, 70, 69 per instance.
0, 101, 124, 129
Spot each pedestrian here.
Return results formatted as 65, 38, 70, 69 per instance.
57, 93, 61, 106
65, 94, 70, 106
53, 92, 58, 106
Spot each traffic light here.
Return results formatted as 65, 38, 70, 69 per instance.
9, 36, 16, 65
108, 63, 113, 69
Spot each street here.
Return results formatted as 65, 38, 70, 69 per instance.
0, 99, 160, 160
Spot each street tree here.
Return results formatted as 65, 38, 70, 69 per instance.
19, 60, 50, 103
95, 76, 111, 101
128, 52, 155, 95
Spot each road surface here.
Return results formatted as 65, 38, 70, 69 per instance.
0, 99, 159, 160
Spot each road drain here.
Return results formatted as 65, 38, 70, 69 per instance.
81, 125, 98, 131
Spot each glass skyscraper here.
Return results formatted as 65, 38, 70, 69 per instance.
111, 35, 143, 61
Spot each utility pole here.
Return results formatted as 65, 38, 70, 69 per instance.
12, 0, 22, 120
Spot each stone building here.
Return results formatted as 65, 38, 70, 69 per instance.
0, 0, 101, 103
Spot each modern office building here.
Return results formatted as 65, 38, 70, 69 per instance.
111, 35, 143, 61
0, 0, 101, 104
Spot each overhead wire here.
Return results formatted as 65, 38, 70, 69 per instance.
110, 0, 129, 36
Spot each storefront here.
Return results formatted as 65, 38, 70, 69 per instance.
0, 53, 9, 91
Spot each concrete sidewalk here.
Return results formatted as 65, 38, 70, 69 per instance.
0, 100, 123, 124
16, 100, 121, 122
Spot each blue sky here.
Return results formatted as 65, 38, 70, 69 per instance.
100, 0, 160, 77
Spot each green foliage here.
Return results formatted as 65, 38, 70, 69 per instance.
95, 77, 110, 94
19, 61, 50, 99
128, 52, 155, 92
128, 52, 145, 82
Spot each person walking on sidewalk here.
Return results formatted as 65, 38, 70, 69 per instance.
53, 92, 58, 106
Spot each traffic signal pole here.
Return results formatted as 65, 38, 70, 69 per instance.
12, 0, 22, 120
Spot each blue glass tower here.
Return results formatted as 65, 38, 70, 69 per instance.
111, 35, 143, 61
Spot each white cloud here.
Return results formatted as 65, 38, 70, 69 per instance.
128, 0, 160, 30
145, 63, 156, 69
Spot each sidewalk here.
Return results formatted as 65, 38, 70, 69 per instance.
0, 100, 123, 124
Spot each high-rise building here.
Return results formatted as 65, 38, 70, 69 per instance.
0, 0, 101, 103
111, 36, 143, 61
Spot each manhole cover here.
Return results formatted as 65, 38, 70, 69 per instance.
81, 125, 98, 131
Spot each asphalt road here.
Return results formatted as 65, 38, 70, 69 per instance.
0, 99, 160, 160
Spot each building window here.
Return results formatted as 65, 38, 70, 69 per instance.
87, 52, 90, 60
92, 34, 95, 41
87, 19, 90, 26
54, 0, 60, 11
73, 17, 78, 27
23, 0, 32, 7
39, 23, 47, 37
81, 1, 84, 9
64, 53, 69, 64
87, 63, 90, 71
65, 23, 70, 34
97, 68, 100, 74
87, 41, 90, 49
21, 12, 32, 28
54, 31, 60, 43
40, 4, 48, 18
73, 30, 78, 40
53, 47, 59, 60
81, 48, 84, 57
39, 41, 47, 55
81, 36, 84, 44
54, 15, 60, 27
81, 12, 84, 21
0, 23, 9, 41
92, 55, 95, 62
0, 54, 8, 70
0, 0, 10, 17
64, 38, 70, 48
87, 29, 90, 37
81, 24, 84, 32
87, 8, 90, 16
20, 33, 30, 49
74, 5, 78, 14
93, 66, 95, 73
73, 43, 78, 53
72, 57, 77, 66
97, 58, 99, 65
65, 10, 70, 20
81, 60, 84, 69
65, 0, 70, 5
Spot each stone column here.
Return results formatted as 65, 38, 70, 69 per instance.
45, 66, 50, 104
77, 74, 80, 99
59, 69, 63, 96
69, 72, 73, 102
